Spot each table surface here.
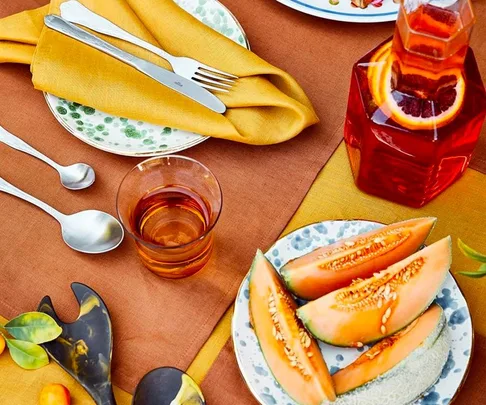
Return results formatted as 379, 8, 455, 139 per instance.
2, 143, 486, 404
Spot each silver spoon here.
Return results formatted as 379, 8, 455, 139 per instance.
0, 177, 124, 254
0, 125, 95, 190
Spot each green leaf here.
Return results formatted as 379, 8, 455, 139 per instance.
458, 239, 486, 263
458, 264, 486, 279
5, 312, 62, 344
6, 339, 49, 370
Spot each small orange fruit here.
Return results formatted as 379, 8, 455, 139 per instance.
39, 384, 71, 405
0, 335, 5, 355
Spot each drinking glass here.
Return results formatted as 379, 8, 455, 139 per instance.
117, 155, 222, 278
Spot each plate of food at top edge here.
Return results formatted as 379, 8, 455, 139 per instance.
233, 218, 473, 405
274, 0, 399, 23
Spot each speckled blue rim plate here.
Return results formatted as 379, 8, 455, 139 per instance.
232, 220, 473, 405
275, 0, 399, 23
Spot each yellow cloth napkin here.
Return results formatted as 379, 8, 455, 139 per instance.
0, 0, 318, 144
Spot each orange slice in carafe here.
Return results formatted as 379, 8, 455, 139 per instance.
368, 41, 466, 131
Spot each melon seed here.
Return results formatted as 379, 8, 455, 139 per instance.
381, 325, 387, 334
345, 241, 356, 247
307, 352, 314, 358
385, 307, 392, 318
382, 315, 388, 324
377, 298, 383, 308
304, 335, 311, 348
356, 341, 364, 348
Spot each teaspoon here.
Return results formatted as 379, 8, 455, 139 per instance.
0, 125, 95, 190
0, 177, 124, 254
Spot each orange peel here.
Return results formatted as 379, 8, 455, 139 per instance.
368, 41, 465, 131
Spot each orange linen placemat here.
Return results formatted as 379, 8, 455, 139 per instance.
0, 0, 347, 394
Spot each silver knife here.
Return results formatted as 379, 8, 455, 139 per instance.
44, 15, 226, 114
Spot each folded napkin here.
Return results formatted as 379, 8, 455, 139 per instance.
0, 0, 318, 144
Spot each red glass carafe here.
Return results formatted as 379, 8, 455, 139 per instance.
344, 0, 486, 207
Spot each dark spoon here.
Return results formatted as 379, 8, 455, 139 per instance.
38, 283, 116, 405
38, 283, 205, 405
132, 367, 205, 405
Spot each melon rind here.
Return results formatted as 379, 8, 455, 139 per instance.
329, 310, 450, 405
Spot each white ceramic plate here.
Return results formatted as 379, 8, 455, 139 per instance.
45, 0, 249, 157
275, 0, 399, 23
233, 220, 473, 405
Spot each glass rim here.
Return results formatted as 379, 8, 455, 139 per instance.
400, 0, 476, 44
116, 154, 223, 251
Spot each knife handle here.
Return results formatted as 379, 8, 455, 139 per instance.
44, 15, 139, 69
60, 1, 174, 64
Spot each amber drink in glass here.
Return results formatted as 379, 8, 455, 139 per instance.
344, 0, 486, 207
117, 156, 222, 278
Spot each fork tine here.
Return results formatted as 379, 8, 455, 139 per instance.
196, 69, 237, 84
193, 74, 233, 88
191, 79, 230, 93
198, 64, 239, 79
199, 83, 230, 93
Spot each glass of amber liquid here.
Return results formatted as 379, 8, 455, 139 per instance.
117, 156, 222, 279
344, 0, 486, 207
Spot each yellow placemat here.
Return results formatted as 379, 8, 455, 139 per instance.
192, 142, 486, 386
0, 317, 131, 405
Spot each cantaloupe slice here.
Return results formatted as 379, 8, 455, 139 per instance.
249, 250, 336, 405
297, 237, 451, 346
281, 217, 437, 300
332, 304, 450, 405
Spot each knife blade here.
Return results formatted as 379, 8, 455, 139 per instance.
44, 15, 226, 114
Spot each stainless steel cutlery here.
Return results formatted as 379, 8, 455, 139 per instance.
0, 176, 124, 254
60, 0, 237, 93
45, 15, 227, 114
0, 125, 95, 190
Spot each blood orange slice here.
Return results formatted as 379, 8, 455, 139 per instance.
368, 41, 466, 131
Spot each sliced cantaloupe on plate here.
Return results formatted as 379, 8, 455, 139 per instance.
280, 217, 437, 300
297, 237, 451, 347
249, 250, 336, 405
332, 304, 450, 405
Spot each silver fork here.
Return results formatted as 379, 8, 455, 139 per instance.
60, 0, 237, 93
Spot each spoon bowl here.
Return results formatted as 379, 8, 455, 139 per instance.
133, 367, 205, 405
61, 210, 124, 254
60, 163, 96, 190
0, 125, 96, 191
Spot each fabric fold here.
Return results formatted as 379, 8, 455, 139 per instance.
0, 0, 319, 144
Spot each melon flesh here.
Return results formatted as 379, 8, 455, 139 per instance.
297, 237, 451, 346
249, 250, 336, 405
331, 304, 450, 405
281, 217, 437, 300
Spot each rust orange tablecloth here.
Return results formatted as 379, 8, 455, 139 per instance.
1, 0, 486, 402
0, 0, 351, 393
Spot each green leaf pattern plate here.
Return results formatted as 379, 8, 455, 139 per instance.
44, 0, 249, 157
